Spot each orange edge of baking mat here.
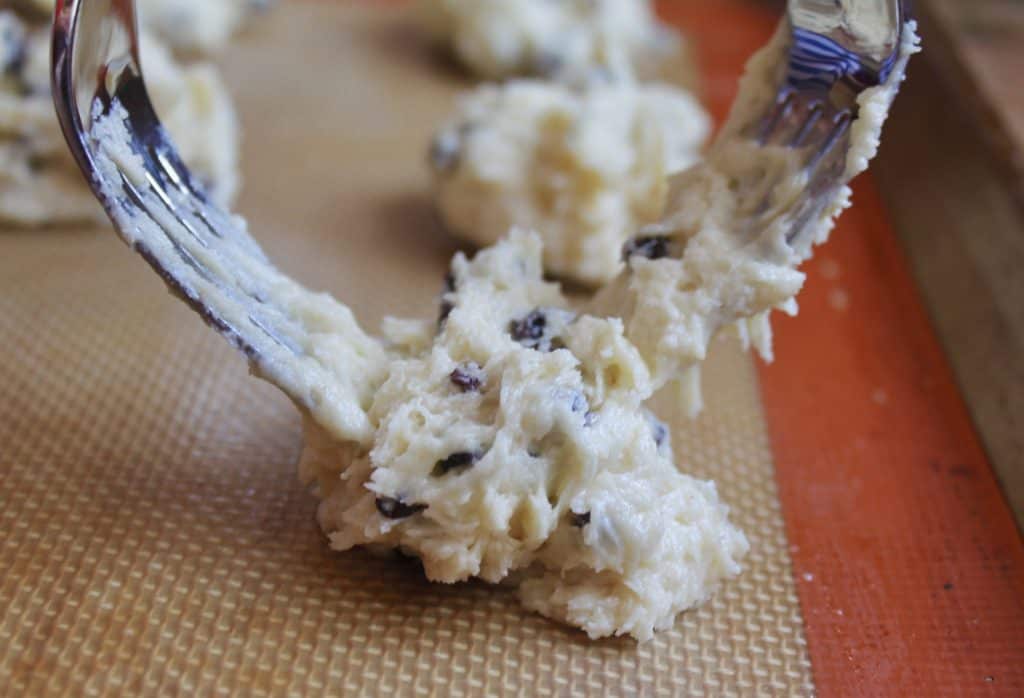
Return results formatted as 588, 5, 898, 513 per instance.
659, 1, 1024, 695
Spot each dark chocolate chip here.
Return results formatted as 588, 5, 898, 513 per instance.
438, 301, 454, 326
651, 421, 668, 448
375, 496, 427, 519
450, 362, 484, 392
509, 309, 546, 344
432, 450, 482, 477
622, 235, 672, 262
570, 511, 591, 528
443, 271, 456, 293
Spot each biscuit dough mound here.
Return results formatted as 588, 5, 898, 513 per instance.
0, 8, 240, 226
92, 98, 749, 641
302, 231, 749, 641
417, 0, 678, 82
430, 80, 710, 286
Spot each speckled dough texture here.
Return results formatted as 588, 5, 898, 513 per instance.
30, 0, 916, 649
430, 80, 711, 286
0, 2, 814, 694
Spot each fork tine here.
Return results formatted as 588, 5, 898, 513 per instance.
85, 78, 310, 360
788, 101, 824, 147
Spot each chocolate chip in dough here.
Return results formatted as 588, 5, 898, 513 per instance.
622, 235, 672, 261
432, 450, 483, 477
570, 511, 591, 528
450, 362, 485, 392
651, 421, 668, 448
375, 496, 428, 519
438, 272, 457, 327
509, 309, 547, 345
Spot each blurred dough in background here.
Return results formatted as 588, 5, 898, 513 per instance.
22, 0, 273, 54
429, 80, 711, 286
0, 0, 271, 227
131, 0, 274, 55
417, 0, 680, 83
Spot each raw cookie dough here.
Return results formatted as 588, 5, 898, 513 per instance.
85, 18, 917, 642
429, 80, 711, 286
0, 9, 240, 226
305, 231, 748, 641
596, 22, 922, 402
91, 93, 749, 639
417, 0, 679, 82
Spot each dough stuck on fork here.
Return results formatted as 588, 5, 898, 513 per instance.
67, 0, 917, 641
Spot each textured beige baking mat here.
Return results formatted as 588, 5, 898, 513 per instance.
0, 3, 812, 695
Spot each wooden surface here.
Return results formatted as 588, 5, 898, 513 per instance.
869, 0, 1024, 529
921, 0, 1024, 205
873, 50, 1024, 530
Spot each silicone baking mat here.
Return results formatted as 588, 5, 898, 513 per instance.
0, 2, 1021, 696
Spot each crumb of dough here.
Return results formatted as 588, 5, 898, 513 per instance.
430, 80, 711, 286
0, 8, 240, 226
417, 0, 679, 82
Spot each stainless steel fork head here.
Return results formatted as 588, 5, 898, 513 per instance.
53, 0, 305, 367
739, 0, 906, 251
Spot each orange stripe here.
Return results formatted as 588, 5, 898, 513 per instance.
660, 2, 1024, 694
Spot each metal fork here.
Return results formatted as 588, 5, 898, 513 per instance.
740, 0, 906, 253
51, 0, 908, 391
51, 0, 377, 420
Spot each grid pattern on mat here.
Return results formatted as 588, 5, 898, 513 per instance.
0, 2, 812, 695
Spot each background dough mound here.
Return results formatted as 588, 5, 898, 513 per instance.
300, 231, 748, 641
132, 0, 275, 55
417, 0, 679, 82
429, 80, 711, 286
23, 0, 272, 54
0, 6, 242, 227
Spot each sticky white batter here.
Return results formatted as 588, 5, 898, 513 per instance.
596, 23, 921, 400
86, 16, 918, 641
430, 80, 710, 286
306, 231, 748, 640
417, 0, 679, 82
0, 8, 240, 226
